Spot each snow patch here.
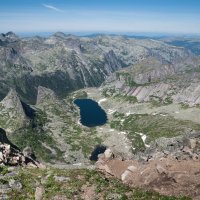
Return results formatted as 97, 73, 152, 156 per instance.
73, 163, 82, 166
135, 132, 150, 148
126, 111, 131, 116
98, 98, 107, 104
160, 113, 167, 117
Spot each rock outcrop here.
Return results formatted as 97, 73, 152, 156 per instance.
173, 82, 200, 106
96, 132, 200, 199
0, 140, 42, 168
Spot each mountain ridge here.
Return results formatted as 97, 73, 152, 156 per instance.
0, 31, 196, 104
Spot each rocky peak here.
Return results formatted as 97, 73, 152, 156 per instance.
0, 89, 28, 132
5, 31, 18, 38
1, 89, 25, 115
0, 32, 18, 42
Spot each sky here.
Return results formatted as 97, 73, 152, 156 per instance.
0, 0, 200, 35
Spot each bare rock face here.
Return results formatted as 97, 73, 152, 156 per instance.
0, 89, 28, 132
108, 74, 200, 106
96, 133, 200, 199
103, 53, 200, 107
173, 82, 200, 106
128, 83, 171, 102
99, 160, 200, 200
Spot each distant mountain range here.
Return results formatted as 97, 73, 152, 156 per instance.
1, 31, 199, 104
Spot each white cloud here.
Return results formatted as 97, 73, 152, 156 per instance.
42, 4, 63, 12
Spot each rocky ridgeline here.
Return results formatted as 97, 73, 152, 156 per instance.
96, 132, 200, 199
0, 31, 194, 103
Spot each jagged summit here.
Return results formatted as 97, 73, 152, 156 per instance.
5, 31, 17, 37
1, 89, 24, 112
0, 31, 18, 41
0, 89, 28, 132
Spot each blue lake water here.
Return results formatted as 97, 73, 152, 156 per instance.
74, 99, 108, 127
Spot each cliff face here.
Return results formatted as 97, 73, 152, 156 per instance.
105, 78, 200, 106
103, 55, 200, 106
0, 32, 193, 103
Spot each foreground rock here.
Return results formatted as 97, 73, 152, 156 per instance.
96, 133, 200, 200
0, 141, 42, 168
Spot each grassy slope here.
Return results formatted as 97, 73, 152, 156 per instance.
110, 112, 200, 152
0, 166, 190, 200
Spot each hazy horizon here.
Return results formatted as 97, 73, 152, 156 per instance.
7, 31, 200, 39
1, 0, 200, 34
